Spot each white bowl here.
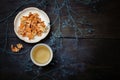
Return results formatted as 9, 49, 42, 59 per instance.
14, 7, 50, 43
30, 43, 53, 66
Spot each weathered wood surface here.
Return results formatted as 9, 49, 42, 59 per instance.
0, 0, 120, 80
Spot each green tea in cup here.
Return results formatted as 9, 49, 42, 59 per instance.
30, 43, 53, 66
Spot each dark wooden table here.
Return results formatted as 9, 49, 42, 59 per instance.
0, 0, 120, 80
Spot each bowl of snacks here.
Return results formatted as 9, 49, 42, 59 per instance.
14, 7, 50, 43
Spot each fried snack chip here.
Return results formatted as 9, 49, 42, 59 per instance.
18, 12, 46, 40
17, 43, 23, 49
11, 45, 19, 52
11, 43, 23, 53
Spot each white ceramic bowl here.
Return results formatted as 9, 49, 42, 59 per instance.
14, 7, 50, 43
30, 43, 53, 66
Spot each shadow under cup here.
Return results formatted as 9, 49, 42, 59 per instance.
30, 43, 53, 66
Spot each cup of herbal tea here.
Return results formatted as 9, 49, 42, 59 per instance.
30, 43, 53, 66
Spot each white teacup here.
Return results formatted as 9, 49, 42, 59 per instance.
30, 43, 53, 66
